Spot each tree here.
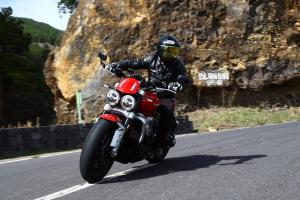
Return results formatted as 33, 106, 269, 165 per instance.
58, 0, 79, 14
0, 7, 55, 126
0, 7, 31, 54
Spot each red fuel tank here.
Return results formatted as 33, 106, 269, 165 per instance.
139, 91, 160, 116
116, 78, 141, 95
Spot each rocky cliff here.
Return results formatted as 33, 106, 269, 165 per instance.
45, 0, 300, 124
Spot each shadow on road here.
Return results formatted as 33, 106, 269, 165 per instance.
101, 154, 267, 184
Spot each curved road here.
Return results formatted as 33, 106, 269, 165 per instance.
1, 122, 299, 200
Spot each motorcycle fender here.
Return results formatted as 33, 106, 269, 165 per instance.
99, 114, 119, 123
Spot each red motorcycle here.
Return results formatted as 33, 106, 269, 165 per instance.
80, 53, 178, 183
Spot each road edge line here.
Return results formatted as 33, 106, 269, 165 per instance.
33, 164, 156, 200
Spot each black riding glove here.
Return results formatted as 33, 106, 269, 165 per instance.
105, 63, 122, 77
149, 79, 167, 88
168, 82, 183, 92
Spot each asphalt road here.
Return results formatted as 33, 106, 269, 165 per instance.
1, 122, 300, 200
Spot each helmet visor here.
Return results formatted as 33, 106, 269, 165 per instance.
160, 45, 180, 59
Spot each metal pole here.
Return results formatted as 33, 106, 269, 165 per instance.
76, 90, 83, 124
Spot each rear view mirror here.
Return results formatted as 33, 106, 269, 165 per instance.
98, 52, 107, 61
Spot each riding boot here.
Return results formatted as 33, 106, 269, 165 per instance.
165, 119, 177, 147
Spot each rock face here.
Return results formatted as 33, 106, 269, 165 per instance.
45, 0, 300, 124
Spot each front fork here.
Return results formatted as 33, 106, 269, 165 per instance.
109, 118, 130, 157
100, 106, 144, 157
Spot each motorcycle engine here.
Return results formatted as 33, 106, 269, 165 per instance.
145, 116, 158, 137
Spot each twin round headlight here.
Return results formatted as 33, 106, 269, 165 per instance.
106, 90, 136, 111
106, 90, 120, 106
120, 95, 136, 111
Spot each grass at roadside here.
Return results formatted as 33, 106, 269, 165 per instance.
188, 107, 300, 133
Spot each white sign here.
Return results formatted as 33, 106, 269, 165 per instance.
198, 70, 230, 87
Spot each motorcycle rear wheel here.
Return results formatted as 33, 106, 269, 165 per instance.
80, 119, 116, 183
146, 146, 170, 163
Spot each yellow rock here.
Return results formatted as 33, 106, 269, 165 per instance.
237, 61, 246, 70
206, 59, 218, 67
230, 59, 246, 70
44, 0, 300, 123
207, 127, 218, 132
230, 59, 239, 65
256, 57, 267, 66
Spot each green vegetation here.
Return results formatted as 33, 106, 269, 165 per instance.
28, 43, 47, 58
0, 7, 55, 127
0, 8, 31, 54
188, 107, 300, 132
58, 0, 78, 14
16, 17, 63, 45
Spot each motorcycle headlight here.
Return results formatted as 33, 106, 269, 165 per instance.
120, 95, 136, 111
106, 90, 120, 106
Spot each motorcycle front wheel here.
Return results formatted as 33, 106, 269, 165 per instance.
80, 119, 117, 183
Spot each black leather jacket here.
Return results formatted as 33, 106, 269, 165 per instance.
111, 53, 188, 97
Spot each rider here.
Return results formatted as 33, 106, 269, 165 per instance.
106, 35, 189, 154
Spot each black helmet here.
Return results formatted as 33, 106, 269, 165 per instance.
157, 35, 181, 60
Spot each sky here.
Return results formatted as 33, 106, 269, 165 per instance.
0, 0, 70, 30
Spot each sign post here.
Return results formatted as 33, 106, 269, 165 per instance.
76, 90, 83, 124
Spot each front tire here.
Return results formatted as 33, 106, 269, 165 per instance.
80, 119, 117, 183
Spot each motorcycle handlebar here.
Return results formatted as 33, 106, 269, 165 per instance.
101, 69, 176, 93
102, 67, 117, 76
155, 87, 177, 94
98, 52, 135, 78
100, 61, 176, 93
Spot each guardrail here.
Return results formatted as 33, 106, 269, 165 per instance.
0, 116, 194, 159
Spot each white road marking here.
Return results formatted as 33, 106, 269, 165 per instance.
0, 157, 33, 165
176, 133, 198, 138
34, 182, 93, 200
33, 164, 156, 200
0, 150, 81, 165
